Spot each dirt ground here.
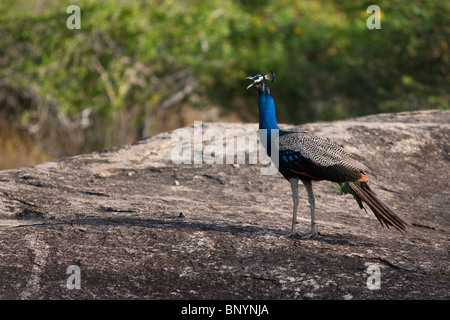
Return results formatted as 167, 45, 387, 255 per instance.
0, 110, 448, 300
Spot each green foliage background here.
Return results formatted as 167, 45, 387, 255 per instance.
0, 0, 448, 161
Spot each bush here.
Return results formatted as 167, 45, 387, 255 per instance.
0, 0, 448, 157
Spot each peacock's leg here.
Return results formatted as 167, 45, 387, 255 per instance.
298, 179, 318, 238
287, 178, 299, 237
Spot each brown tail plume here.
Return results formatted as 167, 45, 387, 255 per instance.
348, 182, 410, 233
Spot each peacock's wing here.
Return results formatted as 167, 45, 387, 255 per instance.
277, 131, 368, 182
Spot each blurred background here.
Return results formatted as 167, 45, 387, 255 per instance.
0, 0, 448, 169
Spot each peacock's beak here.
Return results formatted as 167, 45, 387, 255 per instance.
245, 76, 255, 89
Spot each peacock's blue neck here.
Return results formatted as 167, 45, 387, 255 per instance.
258, 92, 279, 157
258, 92, 279, 131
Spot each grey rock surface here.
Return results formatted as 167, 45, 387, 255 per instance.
0, 109, 448, 299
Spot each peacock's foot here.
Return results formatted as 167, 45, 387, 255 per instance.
285, 229, 321, 239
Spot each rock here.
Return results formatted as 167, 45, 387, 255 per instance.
0, 110, 448, 300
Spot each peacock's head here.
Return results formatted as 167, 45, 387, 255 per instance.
245, 71, 276, 94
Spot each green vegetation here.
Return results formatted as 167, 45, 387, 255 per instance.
0, 0, 448, 166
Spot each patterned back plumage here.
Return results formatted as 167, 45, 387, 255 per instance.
276, 131, 368, 182
279, 131, 367, 171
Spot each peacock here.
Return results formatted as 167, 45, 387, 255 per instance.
245, 72, 409, 238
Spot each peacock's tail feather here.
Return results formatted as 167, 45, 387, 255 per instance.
334, 181, 410, 232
